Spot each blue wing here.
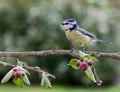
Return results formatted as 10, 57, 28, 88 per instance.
77, 27, 96, 39
77, 27, 111, 43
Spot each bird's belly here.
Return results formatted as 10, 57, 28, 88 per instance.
65, 30, 91, 47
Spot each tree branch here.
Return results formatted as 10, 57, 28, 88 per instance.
0, 50, 120, 60
0, 61, 56, 79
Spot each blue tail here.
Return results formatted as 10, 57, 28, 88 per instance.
95, 39, 112, 44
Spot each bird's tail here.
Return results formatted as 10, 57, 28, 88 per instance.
95, 39, 112, 44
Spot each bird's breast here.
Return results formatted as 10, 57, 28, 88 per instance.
65, 30, 91, 47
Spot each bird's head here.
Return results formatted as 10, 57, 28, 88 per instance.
61, 19, 78, 31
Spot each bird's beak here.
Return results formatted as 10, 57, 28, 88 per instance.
61, 22, 65, 25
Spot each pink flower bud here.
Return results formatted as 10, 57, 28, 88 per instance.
15, 72, 22, 78
22, 73, 25, 77
76, 61, 80, 67
80, 58, 84, 62
80, 64, 87, 71
12, 74, 15, 79
88, 61, 93, 66
13, 67, 18, 72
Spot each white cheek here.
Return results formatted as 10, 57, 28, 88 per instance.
63, 25, 73, 30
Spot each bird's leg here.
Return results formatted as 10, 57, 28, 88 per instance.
70, 45, 78, 55
70, 47, 79, 58
70, 47, 75, 54
81, 47, 86, 52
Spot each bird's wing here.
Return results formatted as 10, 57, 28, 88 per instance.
77, 27, 96, 39
76, 27, 111, 44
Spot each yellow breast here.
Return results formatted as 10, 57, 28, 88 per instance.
65, 30, 91, 47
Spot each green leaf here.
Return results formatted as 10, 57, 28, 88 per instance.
1, 69, 14, 83
84, 67, 96, 82
17, 59, 24, 67
44, 76, 52, 88
13, 78, 24, 88
79, 51, 88, 58
41, 73, 52, 88
69, 59, 79, 69
84, 55, 91, 60
41, 76, 52, 88
22, 68, 30, 75
41, 76, 45, 87
90, 57, 98, 62
22, 73, 30, 85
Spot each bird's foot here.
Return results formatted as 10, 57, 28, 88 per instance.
70, 48, 79, 57
70, 47, 78, 55
81, 47, 86, 52
70, 48, 75, 55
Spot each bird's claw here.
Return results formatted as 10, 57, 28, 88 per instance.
81, 47, 86, 52
70, 48, 74, 55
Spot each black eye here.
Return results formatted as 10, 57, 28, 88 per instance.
61, 22, 69, 25
65, 23, 68, 25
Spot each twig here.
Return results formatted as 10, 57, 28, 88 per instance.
91, 65, 102, 86
0, 61, 56, 79
23, 65, 56, 79
0, 50, 120, 60
86, 51, 120, 60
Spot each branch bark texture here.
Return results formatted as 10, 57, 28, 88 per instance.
0, 50, 120, 60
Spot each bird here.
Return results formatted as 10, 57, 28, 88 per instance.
61, 19, 109, 51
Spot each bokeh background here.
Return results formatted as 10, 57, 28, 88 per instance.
0, 0, 120, 87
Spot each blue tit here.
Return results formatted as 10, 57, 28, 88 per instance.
61, 19, 108, 50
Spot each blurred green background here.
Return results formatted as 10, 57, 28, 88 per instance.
0, 0, 120, 87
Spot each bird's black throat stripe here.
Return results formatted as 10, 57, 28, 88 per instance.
70, 24, 77, 31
